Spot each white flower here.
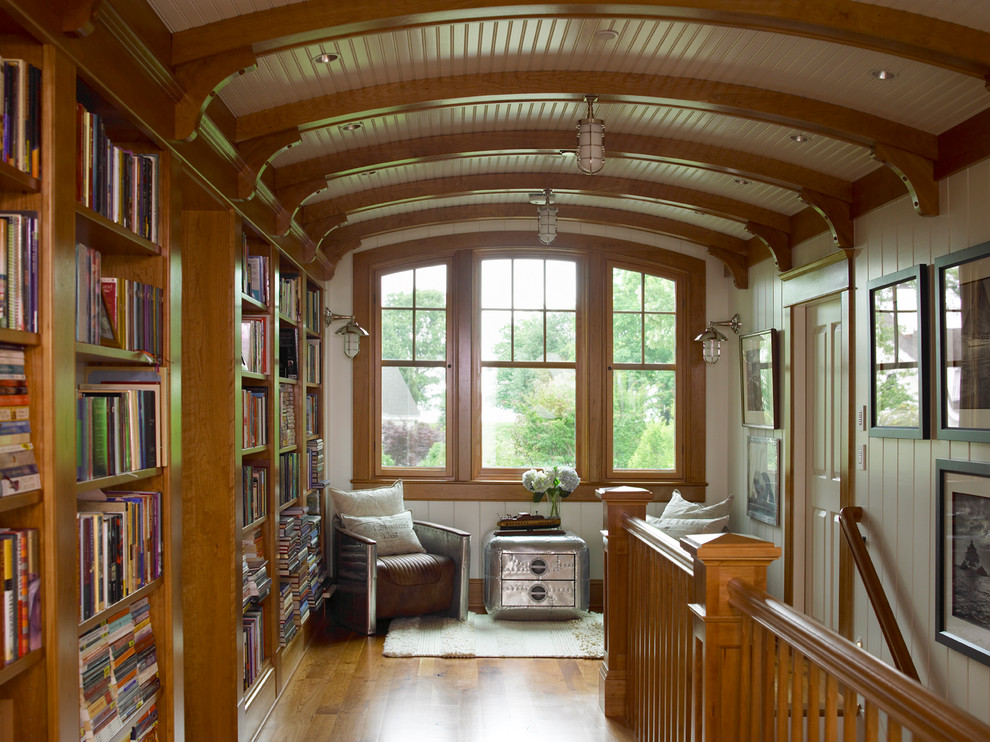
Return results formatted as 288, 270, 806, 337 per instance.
521, 469, 540, 493
556, 466, 580, 493
521, 468, 556, 494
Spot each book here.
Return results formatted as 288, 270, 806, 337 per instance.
0, 443, 39, 496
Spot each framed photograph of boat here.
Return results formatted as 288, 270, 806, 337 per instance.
868, 264, 929, 439
746, 436, 780, 526
936, 458, 990, 665
935, 241, 990, 443
739, 329, 779, 429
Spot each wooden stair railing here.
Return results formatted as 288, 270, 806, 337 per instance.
598, 490, 990, 742
838, 506, 919, 681
728, 578, 990, 742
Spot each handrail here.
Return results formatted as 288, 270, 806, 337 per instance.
622, 514, 694, 573
727, 578, 990, 741
838, 506, 918, 681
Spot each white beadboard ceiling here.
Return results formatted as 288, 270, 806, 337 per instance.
142, 0, 990, 261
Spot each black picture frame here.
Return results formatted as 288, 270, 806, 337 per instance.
935, 241, 990, 443
739, 329, 779, 429
868, 265, 929, 439
746, 436, 780, 526
935, 458, 990, 666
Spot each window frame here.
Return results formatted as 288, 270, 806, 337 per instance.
351, 234, 707, 500
473, 249, 585, 480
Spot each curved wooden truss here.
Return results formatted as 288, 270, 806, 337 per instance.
58, 0, 990, 282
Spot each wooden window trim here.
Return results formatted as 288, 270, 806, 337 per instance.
352, 233, 708, 502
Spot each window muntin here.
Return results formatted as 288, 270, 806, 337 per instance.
611, 267, 678, 473
379, 265, 448, 469
479, 258, 577, 469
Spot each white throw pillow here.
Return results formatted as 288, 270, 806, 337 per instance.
659, 489, 734, 520
340, 510, 426, 556
330, 480, 404, 517
646, 514, 729, 541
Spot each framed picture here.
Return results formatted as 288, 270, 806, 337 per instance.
935, 241, 990, 442
868, 265, 929, 438
739, 329, 779, 429
746, 436, 780, 526
936, 459, 990, 666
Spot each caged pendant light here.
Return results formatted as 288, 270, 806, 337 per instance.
537, 189, 558, 245
576, 94, 605, 175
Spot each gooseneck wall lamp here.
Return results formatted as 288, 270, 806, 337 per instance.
694, 313, 742, 364
324, 310, 369, 359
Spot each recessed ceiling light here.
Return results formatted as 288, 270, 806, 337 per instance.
733, 178, 751, 185
871, 68, 897, 80
313, 52, 339, 64
558, 149, 577, 157
595, 29, 619, 41
339, 123, 363, 131
790, 133, 811, 143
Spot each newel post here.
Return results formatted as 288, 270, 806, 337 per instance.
596, 485, 653, 718
680, 533, 781, 742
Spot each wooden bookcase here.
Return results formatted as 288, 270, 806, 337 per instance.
181, 212, 326, 742
0, 20, 184, 742
0, 7, 329, 741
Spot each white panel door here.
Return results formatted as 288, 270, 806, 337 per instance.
805, 298, 843, 631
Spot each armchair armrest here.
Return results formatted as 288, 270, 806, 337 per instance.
413, 520, 470, 620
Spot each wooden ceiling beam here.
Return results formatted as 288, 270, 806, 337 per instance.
170, 0, 990, 78
174, 47, 257, 142
294, 172, 791, 232
746, 222, 792, 272
271, 130, 852, 201
800, 189, 854, 249
316, 203, 748, 256
871, 143, 939, 217
233, 71, 936, 160
706, 247, 749, 290
235, 129, 302, 200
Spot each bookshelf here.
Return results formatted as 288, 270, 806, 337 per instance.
0, 21, 183, 742
70, 73, 178, 742
0, 7, 329, 741
181, 217, 326, 741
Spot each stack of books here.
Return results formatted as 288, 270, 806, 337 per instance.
78, 597, 159, 742
279, 382, 296, 447
306, 438, 324, 489
0, 343, 39, 497
76, 491, 163, 621
76, 102, 159, 243
0, 527, 40, 665
241, 464, 267, 527
0, 57, 42, 177
279, 451, 299, 505
0, 214, 38, 333
241, 387, 267, 448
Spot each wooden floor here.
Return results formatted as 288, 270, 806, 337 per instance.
256, 616, 638, 742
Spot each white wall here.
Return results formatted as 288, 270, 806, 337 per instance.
322, 220, 732, 581
726, 160, 990, 722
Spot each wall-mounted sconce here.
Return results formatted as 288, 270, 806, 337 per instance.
324, 310, 369, 358
694, 313, 741, 364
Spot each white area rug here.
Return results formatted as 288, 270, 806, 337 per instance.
383, 611, 604, 659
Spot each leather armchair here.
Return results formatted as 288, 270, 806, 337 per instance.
332, 517, 470, 635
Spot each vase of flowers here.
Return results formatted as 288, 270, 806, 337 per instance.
521, 466, 580, 520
